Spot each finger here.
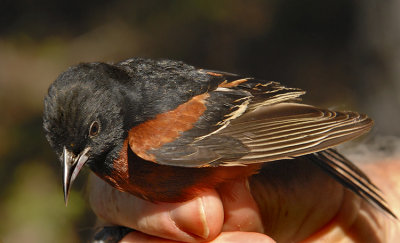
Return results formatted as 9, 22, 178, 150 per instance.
208, 232, 275, 243
247, 157, 398, 242
88, 173, 224, 242
121, 231, 275, 243
249, 158, 345, 242
120, 230, 179, 243
218, 180, 264, 233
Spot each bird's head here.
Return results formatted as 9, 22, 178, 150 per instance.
43, 63, 131, 204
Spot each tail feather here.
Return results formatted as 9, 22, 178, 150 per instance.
309, 149, 397, 219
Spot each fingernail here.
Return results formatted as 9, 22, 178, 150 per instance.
170, 197, 210, 239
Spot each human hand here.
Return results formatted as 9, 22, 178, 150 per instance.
89, 176, 270, 242
88, 157, 400, 242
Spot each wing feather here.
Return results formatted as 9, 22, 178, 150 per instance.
217, 103, 373, 164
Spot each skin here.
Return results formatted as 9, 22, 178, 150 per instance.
88, 158, 400, 243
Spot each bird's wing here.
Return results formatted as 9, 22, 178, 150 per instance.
127, 71, 372, 167
217, 103, 373, 165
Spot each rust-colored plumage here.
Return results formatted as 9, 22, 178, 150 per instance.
129, 93, 209, 162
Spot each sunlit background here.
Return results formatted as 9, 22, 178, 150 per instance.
1, 1, 399, 242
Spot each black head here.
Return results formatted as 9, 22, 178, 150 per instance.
43, 62, 131, 204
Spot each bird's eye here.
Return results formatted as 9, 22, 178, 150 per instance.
89, 121, 100, 137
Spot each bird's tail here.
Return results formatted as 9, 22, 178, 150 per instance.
308, 149, 396, 218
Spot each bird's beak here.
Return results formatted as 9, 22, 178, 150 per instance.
62, 146, 90, 206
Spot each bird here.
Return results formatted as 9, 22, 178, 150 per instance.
43, 57, 395, 221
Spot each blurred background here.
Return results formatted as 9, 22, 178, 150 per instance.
0, 0, 399, 242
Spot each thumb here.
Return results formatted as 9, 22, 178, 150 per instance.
88, 173, 224, 242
